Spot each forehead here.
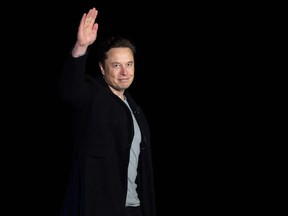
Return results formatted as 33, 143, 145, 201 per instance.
106, 47, 134, 62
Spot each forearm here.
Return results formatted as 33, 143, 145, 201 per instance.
59, 53, 89, 103
71, 42, 89, 58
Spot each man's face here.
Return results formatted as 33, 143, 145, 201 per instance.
100, 47, 135, 95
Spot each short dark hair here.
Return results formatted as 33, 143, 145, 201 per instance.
98, 36, 136, 64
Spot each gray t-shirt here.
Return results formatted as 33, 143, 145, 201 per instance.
124, 98, 141, 207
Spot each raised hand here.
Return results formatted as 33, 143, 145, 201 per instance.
72, 8, 99, 57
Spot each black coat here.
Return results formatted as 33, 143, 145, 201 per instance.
59, 53, 157, 216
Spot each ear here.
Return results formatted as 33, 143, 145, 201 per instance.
99, 62, 105, 75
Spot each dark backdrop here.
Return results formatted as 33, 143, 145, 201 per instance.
4, 1, 236, 215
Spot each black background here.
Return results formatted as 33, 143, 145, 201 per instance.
3, 1, 241, 215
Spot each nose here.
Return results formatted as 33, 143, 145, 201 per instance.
120, 66, 128, 75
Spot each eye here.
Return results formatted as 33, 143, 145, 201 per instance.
112, 63, 121, 68
127, 62, 133, 68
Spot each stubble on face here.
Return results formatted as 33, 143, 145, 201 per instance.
103, 47, 135, 94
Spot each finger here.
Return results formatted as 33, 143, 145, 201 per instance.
87, 8, 97, 22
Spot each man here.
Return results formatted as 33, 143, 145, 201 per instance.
59, 7, 157, 216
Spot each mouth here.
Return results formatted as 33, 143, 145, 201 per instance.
119, 78, 130, 82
